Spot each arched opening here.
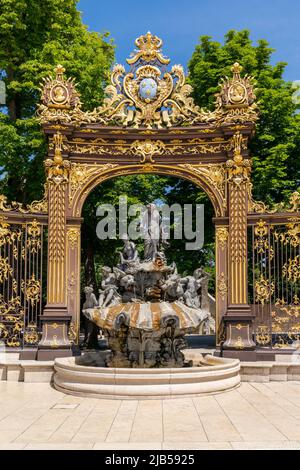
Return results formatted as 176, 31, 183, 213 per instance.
79, 172, 217, 351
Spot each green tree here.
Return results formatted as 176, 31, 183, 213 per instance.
188, 29, 300, 204
0, 0, 114, 203
82, 174, 171, 286
82, 174, 214, 288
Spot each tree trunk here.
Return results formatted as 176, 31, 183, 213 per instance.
84, 241, 97, 288
7, 67, 17, 121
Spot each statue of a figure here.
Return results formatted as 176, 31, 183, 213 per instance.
140, 203, 169, 261
161, 270, 184, 301
179, 273, 201, 309
98, 266, 121, 308
119, 235, 139, 270
83, 285, 98, 309
82, 285, 100, 349
194, 267, 211, 311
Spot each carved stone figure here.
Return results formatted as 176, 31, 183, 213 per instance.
82, 232, 215, 367
194, 267, 211, 311
161, 272, 184, 301
82, 286, 100, 349
119, 235, 139, 270
181, 276, 201, 308
140, 203, 169, 261
98, 266, 121, 308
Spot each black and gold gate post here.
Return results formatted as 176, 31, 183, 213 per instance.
37, 132, 72, 360
222, 131, 256, 357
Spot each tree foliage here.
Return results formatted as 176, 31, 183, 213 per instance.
0, 0, 114, 202
188, 29, 300, 204
1, 13, 298, 289
82, 174, 215, 289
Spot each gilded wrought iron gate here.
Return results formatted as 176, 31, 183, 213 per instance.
0, 217, 46, 348
251, 218, 300, 349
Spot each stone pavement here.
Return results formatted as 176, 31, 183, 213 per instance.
1, 381, 300, 450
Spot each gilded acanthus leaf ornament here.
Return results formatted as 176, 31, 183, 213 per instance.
130, 140, 165, 163
248, 188, 300, 214
0, 191, 47, 214
282, 255, 300, 283
216, 227, 229, 250
179, 163, 227, 213
26, 220, 42, 253
254, 220, 269, 253
226, 131, 251, 185
37, 35, 257, 128
45, 131, 71, 184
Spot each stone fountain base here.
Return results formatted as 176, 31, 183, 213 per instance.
53, 355, 240, 399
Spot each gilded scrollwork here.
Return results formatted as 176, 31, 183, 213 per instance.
130, 139, 165, 163
26, 220, 42, 253
273, 219, 300, 247
68, 321, 78, 343
254, 219, 270, 253
255, 325, 271, 345
248, 188, 300, 215
37, 35, 258, 128
218, 272, 228, 301
21, 274, 41, 307
255, 274, 275, 305
0, 257, 13, 283
179, 163, 226, 210
282, 255, 300, 283
68, 163, 117, 207
67, 136, 232, 158
0, 193, 47, 215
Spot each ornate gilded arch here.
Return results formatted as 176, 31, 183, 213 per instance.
34, 31, 261, 359
68, 162, 227, 218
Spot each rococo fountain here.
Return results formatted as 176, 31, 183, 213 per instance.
83, 203, 213, 369
54, 204, 240, 399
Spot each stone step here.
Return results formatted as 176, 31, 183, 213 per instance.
1, 352, 300, 384
0, 360, 54, 382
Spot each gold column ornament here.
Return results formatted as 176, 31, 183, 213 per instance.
215, 225, 228, 344
66, 226, 81, 342
227, 131, 251, 304
45, 132, 70, 305
222, 130, 255, 352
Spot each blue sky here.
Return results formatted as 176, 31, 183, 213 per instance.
78, 0, 300, 81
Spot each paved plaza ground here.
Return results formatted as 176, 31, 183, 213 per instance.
1, 382, 300, 449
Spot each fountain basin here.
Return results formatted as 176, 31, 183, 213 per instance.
83, 301, 209, 368
54, 355, 240, 399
